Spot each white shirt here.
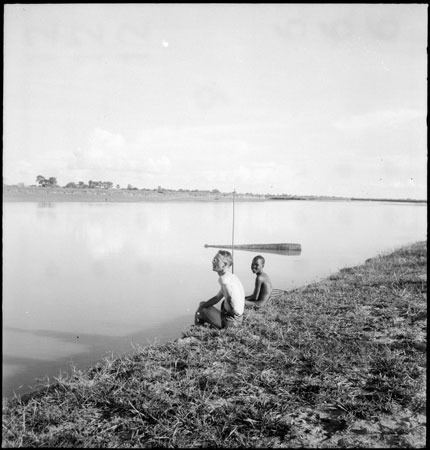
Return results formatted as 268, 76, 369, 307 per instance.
218, 271, 245, 316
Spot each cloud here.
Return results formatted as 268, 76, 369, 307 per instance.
68, 127, 171, 182
235, 163, 279, 185
187, 161, 297, 194
72, 128, 126, 169
89, 128, 126, 153
61, 124, 270, 188
333, 108, 425, 130
145, 156, 170, 175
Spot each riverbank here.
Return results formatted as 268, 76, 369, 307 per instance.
2, 186, 265, 202
3, 186, 426, 203
2, 242, 426, 447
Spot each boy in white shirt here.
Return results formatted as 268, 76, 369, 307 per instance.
194, 250, 245, 329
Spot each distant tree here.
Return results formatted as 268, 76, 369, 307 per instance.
36, 175, 58, 187
127, 184, 134, 190
65, 182, 77, 188
36, 175, 47, 187
116, 184, 120, 189
101, 181, 113, 189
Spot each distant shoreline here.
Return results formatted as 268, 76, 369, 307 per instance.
270, 196, 427, 204
2, 186, 263, 203
2, 186, 427, 204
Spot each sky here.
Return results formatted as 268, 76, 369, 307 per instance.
3, 4, 428, 198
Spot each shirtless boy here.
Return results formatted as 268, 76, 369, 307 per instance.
245, 255, 272, 308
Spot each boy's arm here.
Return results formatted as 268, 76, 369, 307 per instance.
246, 280, 272, 308
201, 290, 223, 308
245, 277, 263, 305
245, 277, 262, 302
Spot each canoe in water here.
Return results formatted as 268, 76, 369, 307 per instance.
204, 243, 301, 255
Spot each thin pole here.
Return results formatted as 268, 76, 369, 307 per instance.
232, 189, 235, 273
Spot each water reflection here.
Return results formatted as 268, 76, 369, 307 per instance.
36, 202, 56, 220
71, 205, 173, 260
37, 202, 54, 208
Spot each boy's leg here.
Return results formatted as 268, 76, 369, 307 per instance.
198, 306, 223, 329
194, 302, 206, 325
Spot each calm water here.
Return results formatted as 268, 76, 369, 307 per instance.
3, 200, 427, 398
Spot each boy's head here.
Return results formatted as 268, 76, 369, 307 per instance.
251, 255, 265, 274
212, 250, 233, 272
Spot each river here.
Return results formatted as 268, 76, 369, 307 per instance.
2, 199, 426, 398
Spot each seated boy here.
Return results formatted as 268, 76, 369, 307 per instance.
195, 250, 245, 329
245, 255, 272, 308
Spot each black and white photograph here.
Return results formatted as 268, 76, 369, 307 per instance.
3, 4, 427, 447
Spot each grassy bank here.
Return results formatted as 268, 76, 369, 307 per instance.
2, 186, 265, 203
2, 242, 426, 448
3, 186, 426, 204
